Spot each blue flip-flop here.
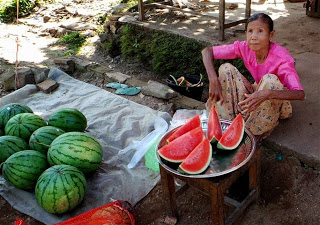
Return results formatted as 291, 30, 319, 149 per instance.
115, 87, 141, 96
106, 82, 128, 89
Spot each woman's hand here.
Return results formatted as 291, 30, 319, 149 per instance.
238, 90, 269, 113
208, 78, 224, 104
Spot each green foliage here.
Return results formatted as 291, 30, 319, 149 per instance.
0, 0, 43, 22
56, 32, 87, 56
150, 33, 206, 76
102, 36, 121, 58
114, 24, 251, 82
119, 24, 206, 78
120, 25, 153, 67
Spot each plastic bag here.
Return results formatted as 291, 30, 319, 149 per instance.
14, 219, 31, 225
169, 109, 208, 130
118, 117, 169, 169
54, 200, 135, 225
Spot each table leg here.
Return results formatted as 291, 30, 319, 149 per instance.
160, 166, 178, 218
210, 184, 225, 225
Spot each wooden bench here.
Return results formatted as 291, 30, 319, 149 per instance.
137, 0, 251, 41
159, 146, 261, 225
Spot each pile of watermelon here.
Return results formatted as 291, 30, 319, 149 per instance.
0, 103, 103, 214
158, 106, 245, 175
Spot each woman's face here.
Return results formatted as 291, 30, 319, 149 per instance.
246, 19, 274, 52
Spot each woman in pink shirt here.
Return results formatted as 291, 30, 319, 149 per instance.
202, 13, 305, 140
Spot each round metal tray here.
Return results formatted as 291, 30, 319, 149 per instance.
156, 119, 257, 178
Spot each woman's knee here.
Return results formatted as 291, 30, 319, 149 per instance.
258, 74, 284, 90
218, 63, 234, 74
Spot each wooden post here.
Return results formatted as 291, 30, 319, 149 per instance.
138, 0, 145, 21
219, 0, 226, 41
245, 0, 251, 19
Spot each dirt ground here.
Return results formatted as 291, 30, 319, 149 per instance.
0, 0, 319, 224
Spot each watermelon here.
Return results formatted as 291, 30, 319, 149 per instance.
47, 132, 103, 174
178, 138, 212, 174
5, 113, 47, 140
207, 106, 222, 143
166, 114, 201, 143
0, 136, 29, 163
0, 129, 4, 136
29, 126, 65, 154
48, 108, 87, 132
158, 126, 205, 163
35, 164, 87, 214
1, 150, 49, 190
0, 103, 33, 129
217, 114, 245, 150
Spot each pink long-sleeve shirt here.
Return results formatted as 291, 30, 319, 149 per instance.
213, 41, 303, 90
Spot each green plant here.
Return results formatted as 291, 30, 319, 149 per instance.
116, 24, 251, 82
56, 32, 87, 56
0, 0, 43, 23
102, 37, 121, 58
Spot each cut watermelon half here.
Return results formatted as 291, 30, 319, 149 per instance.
217, 114, 245, 150
207, 106, 222, 143
178, 138, 212, 175
158, 126, 205, 163
166, 114, 201, 143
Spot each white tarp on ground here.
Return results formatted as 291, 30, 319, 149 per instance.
0, 68, 171, 225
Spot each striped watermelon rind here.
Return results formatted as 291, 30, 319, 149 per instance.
217, 114, 245, 150
5, 113, 47, 140
47, 132, 103, 174
29, 126, 65, 154
178, 138, 212, 174
0, 135, 30, 163
166, 114, 201, 143
48, 108, 87, 132
1, 150, 49, 190
0, 103, 33, 129
158, 126, 205, 163
207, 106, 222, 143
35, 164, 87, 214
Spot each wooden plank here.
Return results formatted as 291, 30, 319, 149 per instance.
225, 190, 257, 225
224, 19, 247, 29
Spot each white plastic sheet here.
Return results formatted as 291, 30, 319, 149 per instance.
0, 68, 171, 224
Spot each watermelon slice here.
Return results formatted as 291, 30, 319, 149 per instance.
178, 138, 212, 175
166, 114, 201, 143
158, 126, 204, 163
207, 106, 222, 143
217, 114, 245, 150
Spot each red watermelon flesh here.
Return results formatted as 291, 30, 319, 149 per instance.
217, 114, 245, 150
207, 106, 222, 143
178, 138, 212, 174
166, 114, 201, 143
158, 126, 205, 163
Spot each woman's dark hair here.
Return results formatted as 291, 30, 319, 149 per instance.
246, 13, 274, 31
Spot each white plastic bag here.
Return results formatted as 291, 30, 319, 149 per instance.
118, 117, 169, 169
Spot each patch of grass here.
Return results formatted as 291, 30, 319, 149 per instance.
108, 24, 251, 82
56, 32, 87, 56
0, 0, 45, 23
